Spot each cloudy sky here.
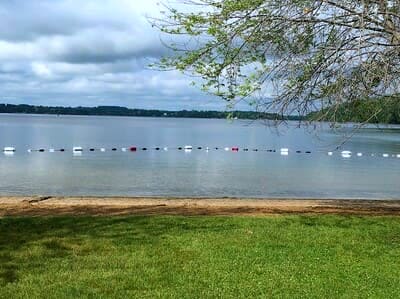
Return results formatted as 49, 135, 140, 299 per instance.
0, 0, 238, 110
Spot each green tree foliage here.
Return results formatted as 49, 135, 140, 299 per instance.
0, 103, 301, 121
153, 0, 400, 123
308, 96, 400, 124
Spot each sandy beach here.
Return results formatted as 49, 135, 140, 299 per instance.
1, 196, 400, 216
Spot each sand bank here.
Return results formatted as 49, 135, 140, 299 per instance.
1, 196, 400, 216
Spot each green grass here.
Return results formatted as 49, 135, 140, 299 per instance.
1, 215, 400, 298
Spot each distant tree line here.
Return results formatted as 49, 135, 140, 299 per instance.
0, 103, 302, 121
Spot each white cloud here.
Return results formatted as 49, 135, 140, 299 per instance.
31, 62, 52, 78
0, 0, 237, 110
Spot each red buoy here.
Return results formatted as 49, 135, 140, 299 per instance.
130, 147, 137, 152
232, 147, 239, 151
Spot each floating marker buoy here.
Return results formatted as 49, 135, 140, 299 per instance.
163, 147, 168, 151
357, 153, 363, 157
49, 149, 55, 153
4, 147, 15, 155
232, 147, 239, 151
28, 149, 32, 153
215, 147, 219, 150
397, 154, 400, 158
142, 148, 147, 151
280, 148, 289, 156
130, 147, 137, 152
328, 152, 333, 156
197, 147, 202, 150
89, 148, 95, 152
383, 153, 389, 158
206, 147, 210, 151
341, 150, 352, 158
39, 149, 45, 152
60, 149, 65, 152
243, 148, 249, 151
178, 147, 183, 150
224, 147, 230, 151
100, 148, 106, 152
184, 145, 192, 152
305, 151, 311, 154
3, 147, 15, 153
296, 150, 301, 153
121, 148, 127, 152
112, 148, 117, 151
155, 147, 160, 151
73, 147, 83, 153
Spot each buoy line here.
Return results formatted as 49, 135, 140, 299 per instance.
2, 146, 400, 159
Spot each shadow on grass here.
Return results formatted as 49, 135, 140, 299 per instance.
0, 216, 235, 285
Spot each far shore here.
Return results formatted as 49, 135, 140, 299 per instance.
1, 196, 400, 216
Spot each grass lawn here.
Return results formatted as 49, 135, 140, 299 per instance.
1, 215, 400, 298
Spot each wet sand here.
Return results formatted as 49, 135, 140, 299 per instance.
1, 196, 400, 216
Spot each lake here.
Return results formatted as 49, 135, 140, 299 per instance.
0, 114, 399, 199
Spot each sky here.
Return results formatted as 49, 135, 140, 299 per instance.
0, 0, 238, 111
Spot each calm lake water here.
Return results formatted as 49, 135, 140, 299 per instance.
0, 114, 399, 199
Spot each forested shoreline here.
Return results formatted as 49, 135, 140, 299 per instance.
0, 103, 301, 121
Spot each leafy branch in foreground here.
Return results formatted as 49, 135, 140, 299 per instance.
152, 0, 400, 123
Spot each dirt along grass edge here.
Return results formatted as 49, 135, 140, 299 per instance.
1, 196, 400, 216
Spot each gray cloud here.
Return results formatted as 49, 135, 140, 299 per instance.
0, 0, 247, 111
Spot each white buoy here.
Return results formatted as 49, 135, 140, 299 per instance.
206, 147, 210, 151
73, 147, 83, 153
383, 153, 389, 158
357, 153, 363, 157
280, 148, 289, 156
100, 148, 106, 152
397, 154, 400, 158
224, 147, 230, 151
184, 145, 193, 150
3, 147, 15, 152
4, 147, 15, 155
341, 150, 352, 158
163, 147, 168, 151
121, 148, 127, 152
328, 152, 333, 156
49, 149, 55, 153
28, 149, 32, 153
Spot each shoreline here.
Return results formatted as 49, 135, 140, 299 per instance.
1, 196, 400, 216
